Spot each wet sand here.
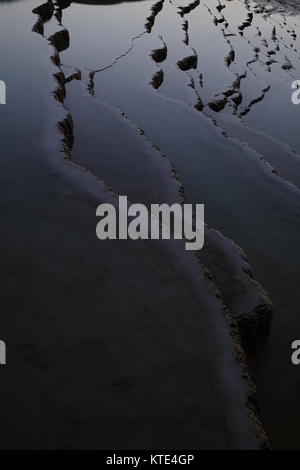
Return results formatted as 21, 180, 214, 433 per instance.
0, 0, 299, 450
0, 0, 272, 449
46, 0, 300, 448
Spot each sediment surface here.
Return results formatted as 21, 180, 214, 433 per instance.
0, 0, 300, 449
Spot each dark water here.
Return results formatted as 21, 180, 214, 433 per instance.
1, 0, 300, 448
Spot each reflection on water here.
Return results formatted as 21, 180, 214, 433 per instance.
0, 0, 50, 143
73, 0, 146, 4
1, 0, 300, 449
32, 0, 300, 449
253, 0, 300, 15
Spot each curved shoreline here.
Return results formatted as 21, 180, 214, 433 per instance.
32, 0, 274, 448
